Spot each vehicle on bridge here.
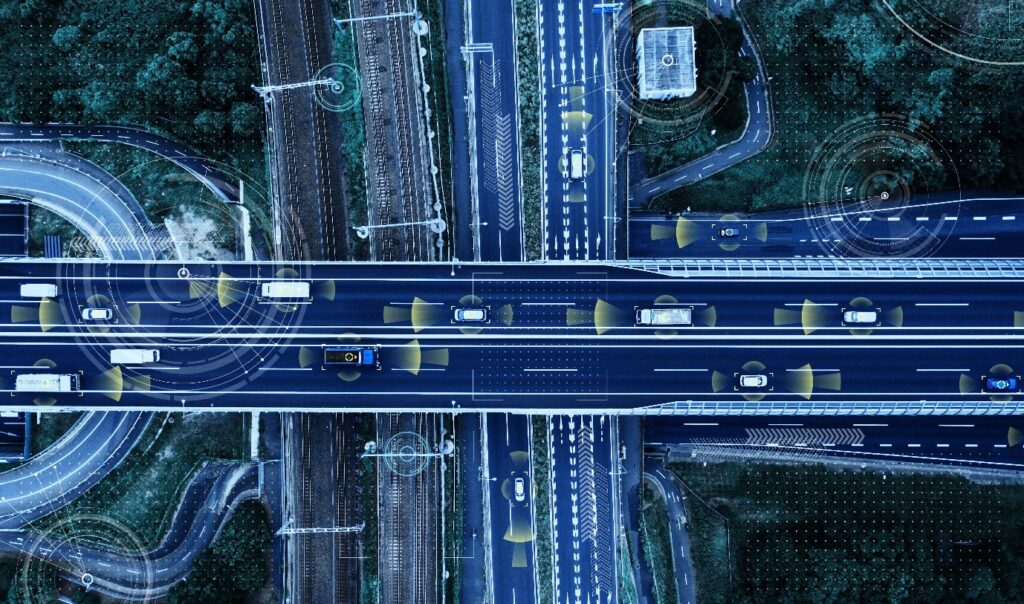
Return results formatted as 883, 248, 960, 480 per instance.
82, 308, 112, 321
453, 307, 489, 323
19, 283, 58, 298
738, 374, 770, 389
15, 373, 79, 393
635, 307, 693, 326
261, 281, 311, 300
984, 376, 1020, 393
842, 309, 880, 326
324, 346, 381, 369
110, 349, 160, 365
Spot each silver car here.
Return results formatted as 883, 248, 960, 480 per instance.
739, 374, 768, 388
82, 308, 112, 321
843, 310, 879, 325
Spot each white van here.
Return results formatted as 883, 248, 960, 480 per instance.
110, 349, 160, 365
261, 281, 310, 300
570, 150, 584, 180
20, 283, 58, 298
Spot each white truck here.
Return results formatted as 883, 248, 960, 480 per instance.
15, 373, 79, 393
109, 349, 160, 365
20, 283, 58, 298
635, 307, 693, 326
261, 281, 310, 300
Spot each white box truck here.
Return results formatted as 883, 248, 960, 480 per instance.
15, 373, 78, 393
20, 283, 58, 298
635, 307, 693, 326
261, 281, 310, 299
110, 349, 160, 365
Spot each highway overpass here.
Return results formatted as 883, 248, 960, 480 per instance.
0, 260, 1023, 414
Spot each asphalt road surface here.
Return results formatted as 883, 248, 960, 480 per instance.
629, 194, 1024, 259
485, 413, 537, 604
465, 0, 526, 262
549, 414, 619, 604
1, 262, 1024, 412
644, 457, 697, 604
540, 0, 616, 260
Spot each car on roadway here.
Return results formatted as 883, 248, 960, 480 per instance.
453, 307, 489, 323
82, 308, 112, 321
843, 309, 879, 325
984, 376, 1020, 393
569, 150, 584, 180
718, 227, 740, 238
514, 477, 526, 502
323, 345, 381, 369
738, 374, 769, 389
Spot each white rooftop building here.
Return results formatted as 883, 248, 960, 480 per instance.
637, 27, 697, 100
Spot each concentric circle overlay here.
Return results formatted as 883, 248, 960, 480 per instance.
801, 115, 961, 258
613, 0, 739, 137
314, 63, 363, 112
881, 0, 1024, 66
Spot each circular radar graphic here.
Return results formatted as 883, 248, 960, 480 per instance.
881, 0, 1024, 66
381, 431, 431, 477
313, 63, 362, 112
801, 115, 961, 258
19, 512, 153, 600
613, 0, 742, 140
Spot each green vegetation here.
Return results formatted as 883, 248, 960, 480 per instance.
169, 500, 272, 603
360, 417, 380, 604
639, 481, 677, 604
28, 206, 91, 258
0, 0, 265, 179
617, 533, 640, 604
63, 141, 258, 255
671, 460, 1024, 603
444, 414, 462, 604
28, 413, 80, 455
328, 13, 370, 261
530, 415, 553, 602
629, 1, 755, 177
515, 0, 542, 259
652, 0, 1024, 213
34, 413, 248, 548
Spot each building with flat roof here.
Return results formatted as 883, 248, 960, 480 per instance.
637, 27, 697, 100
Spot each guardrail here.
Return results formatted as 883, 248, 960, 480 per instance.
645, 400, 1024, 416
619, 257, 1024, 278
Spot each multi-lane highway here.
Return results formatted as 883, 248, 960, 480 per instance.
485, 413, 537, 603
629, 195, 1024, 259
2, 262, 1024, 412
549, 414, 619, 604
540, 0, 616, 260
464, 0, 526, 262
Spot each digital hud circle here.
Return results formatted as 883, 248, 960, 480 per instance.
802, 115, 961, 258
381, 431, 431, 477
19, 512, 153, 600
313, 63, 362, 112
48, 262, 313, 401
614, 0, 742, 139
880, 0, 1024, 66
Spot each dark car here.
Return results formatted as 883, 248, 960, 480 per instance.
324, 346, 381, 369
984, 376, 1020, 393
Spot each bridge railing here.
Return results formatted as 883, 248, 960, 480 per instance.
644, 400, 1024, 416
618, 257, 1024, 278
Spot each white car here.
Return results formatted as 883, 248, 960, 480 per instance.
514, 477, 526, 502
739, 374, 768, 388
569, 150, 584, 180
843, 310, 879, 325
82, 308, 112, 321
453, 307, 489, 323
